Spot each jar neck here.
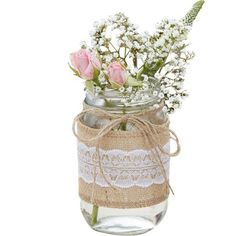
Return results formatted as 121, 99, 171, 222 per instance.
84, 91, 162, 115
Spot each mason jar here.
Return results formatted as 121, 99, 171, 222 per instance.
74, 89, 171, 235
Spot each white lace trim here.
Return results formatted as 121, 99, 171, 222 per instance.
78, 142, 170, 188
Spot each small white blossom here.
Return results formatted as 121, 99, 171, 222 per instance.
126, 86, 132, 93
126, 42, 133, 48
159, 92, 164, 99
95, 87, 101, 93
162, 106, 168, 113
164, 78, 169, 83
142, 74, 149, 82
172, 30, 179, 38
153, 90, 158, 96
140, 45, 145, 50
119, 87, 125, 93
154, 72, 161, 79
142, 83, 149, 91
99, 39, 104, 45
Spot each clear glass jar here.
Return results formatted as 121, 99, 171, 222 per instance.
78, 90, 169, 235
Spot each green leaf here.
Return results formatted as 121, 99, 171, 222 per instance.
104, 99, 115, 107
85, 80, 94, 94
141, 59, 164, 77
125, 77, 143, 87
182, 0, 205, 25
68, 63, 80, 77
136, 66, 145, 80
153, 59, 164, 71
93, 68, 100, 80
110, 81, 122, 89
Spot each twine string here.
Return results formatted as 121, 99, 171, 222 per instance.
73, 106, 181, 202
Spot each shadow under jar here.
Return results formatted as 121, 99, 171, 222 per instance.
76, 90, 170, 235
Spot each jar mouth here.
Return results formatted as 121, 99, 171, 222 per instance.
85, 89, 160, 113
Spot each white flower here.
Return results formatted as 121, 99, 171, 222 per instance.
157, 37, 165, 47
154, 72, 161, 79
126, 42, 133, 48
105, 55, 112, 63
99, 39, 104, 45
142, 83, 149, 91
137, 53, 143, 59
101, 32, 106, 37
129, 53, 134, 58
164, 78, 169, 83
160, 85, 165, 90
133, 41, 140, 48
153, 91, 158, 96
95, 86, 101, 93
141, 94, 149, 100
120, 26, 126, 31
145, 42, 152, 47
163, 88, 169, 94
102, 64, 107, 69
119, 87, 125, 93
165, 65, 172, 72
140, 45, 145, 50
173, 103, 179, 109
126, 87, 132, 93
117, 40, 123, 46
142, 74, 149, 82
158, 92, 164, 99
162, 106, 168, 113
123, 36, 128, 42
98, 75, 106, 83
113, 52, 119, 58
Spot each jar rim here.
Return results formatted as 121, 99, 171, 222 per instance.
85, 91, 160, 114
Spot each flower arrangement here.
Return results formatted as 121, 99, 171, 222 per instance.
71, 2, 204, 234
70, 0, 204, 113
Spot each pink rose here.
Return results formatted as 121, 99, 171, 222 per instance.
107, 62, 127, 87
70, 49, 101, 80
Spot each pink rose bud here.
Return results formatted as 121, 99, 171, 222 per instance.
70, 49, 101, 80
107, 62, 127, 87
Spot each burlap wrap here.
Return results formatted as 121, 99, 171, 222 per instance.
73, 106, 180, 209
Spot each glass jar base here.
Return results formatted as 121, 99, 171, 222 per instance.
81, 200, 168, 235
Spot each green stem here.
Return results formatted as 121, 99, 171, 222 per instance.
90, 108, 127, 226
91, 205, 99, 226
133, 53, 138, 67
109, 42, 119, 53
120, 122, 127, 130
120, 109, 127, 130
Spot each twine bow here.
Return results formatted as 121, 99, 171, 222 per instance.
73, 106, 181, 202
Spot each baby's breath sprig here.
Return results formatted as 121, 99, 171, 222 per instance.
70, 1, 204, 114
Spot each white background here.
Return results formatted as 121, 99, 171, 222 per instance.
0, 0, 236, 235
